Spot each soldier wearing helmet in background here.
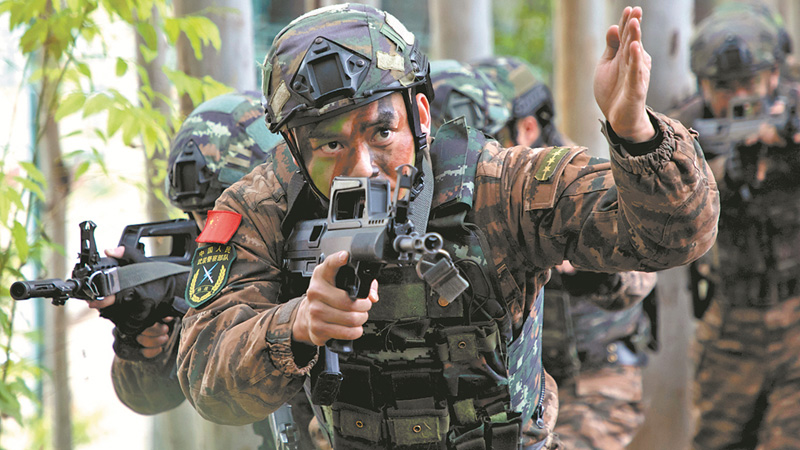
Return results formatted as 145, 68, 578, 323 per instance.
175, 4, 718, 449
85, 93, 317, 450
669, 2, 800, 449
453, 56, 659, 449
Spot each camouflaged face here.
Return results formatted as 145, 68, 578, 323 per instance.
429, 60, 511, 136
690, 3, 785, 80
167, 92, 282, 211
261, 3, 429, 132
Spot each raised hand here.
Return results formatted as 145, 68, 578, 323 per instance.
594, 6, 655, 142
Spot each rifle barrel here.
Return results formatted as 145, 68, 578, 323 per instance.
10, 279, 79, 300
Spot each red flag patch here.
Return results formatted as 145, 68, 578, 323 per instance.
196, 210, 242, 244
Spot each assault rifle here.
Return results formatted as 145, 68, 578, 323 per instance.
10, 219, 197, 306
284, 164, 468, 405
693, 95, 799, 159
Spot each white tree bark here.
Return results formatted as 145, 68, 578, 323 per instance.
553, 0, 608, 156
428, 0, 493, 61
175, 0, 256, 115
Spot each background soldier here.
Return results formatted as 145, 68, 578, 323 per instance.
442, 56, 659, 449
670, 3, 800, 449
175, 5, 718, 450
86, 93, 316, 450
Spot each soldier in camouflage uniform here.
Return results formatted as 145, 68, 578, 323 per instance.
439, 56, 659, 449
87, 93, 308, 449
474, 56, 659, 449
176, 5, 719, 450
667, 3, 800, 449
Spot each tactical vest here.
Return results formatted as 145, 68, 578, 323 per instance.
280, 120, 545, 450
715, 186, 800, 306
541, 272, 649, 382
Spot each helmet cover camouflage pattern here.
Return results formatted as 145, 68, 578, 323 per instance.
690, 2, 788, 81
429, 59, 511, 136
472, 56, 555, 125
166, 92, 281, 212
261, 3, 432, 133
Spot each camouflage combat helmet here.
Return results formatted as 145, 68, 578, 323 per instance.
690, 2, 790, 81
472, 56, 564, 146
260, 3, 432, 198
166, 92, 281, 212
429, 59, 511, 136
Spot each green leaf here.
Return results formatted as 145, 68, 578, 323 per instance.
12, 221, 29, 263
107, 107, 125, 137
19, 19, 48, 55
75, 61, 91, 79
82, 93, 112, 117
18, 162, 47, 186
73, 160, 90, 181
55, 92, 86, 122
13, 176, 45, 201
138, 44, 158, 64
136, 22, 157, 50
163, 17, 180, 44
0, 382, 22, 424
115, 57, 128, 77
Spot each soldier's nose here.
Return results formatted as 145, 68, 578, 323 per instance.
349, 144, 376, 178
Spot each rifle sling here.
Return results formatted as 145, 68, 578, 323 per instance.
410, 149, 434, 235
116, 262, 190, 292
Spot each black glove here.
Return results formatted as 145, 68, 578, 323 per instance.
559, 271, 622, 297
99, 273, 188, 360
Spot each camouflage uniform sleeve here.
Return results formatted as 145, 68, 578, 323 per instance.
177, 164, 318, 425
110, 319, 185, 415
484, 109, 719, 273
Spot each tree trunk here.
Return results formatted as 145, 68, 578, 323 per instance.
553, 0, 608, 156
175, 0, 256, 116
136, 7, 171, 225
428, 0, 492, 61
39, 62, 72, 450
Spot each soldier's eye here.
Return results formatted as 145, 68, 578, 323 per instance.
318, 141, 343, 155
374, 128, 392, 144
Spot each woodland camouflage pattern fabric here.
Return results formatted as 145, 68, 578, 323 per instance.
543, 270, 656, 449
429, 60, 511, 136
167, 92, 280, 212
553, 365, 646, 450
175, 110, 719, 447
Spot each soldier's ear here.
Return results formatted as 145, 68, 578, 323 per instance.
416, 93, 431, 136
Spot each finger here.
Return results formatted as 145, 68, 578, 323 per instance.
309, 322, 365, 345
137, 332, 169, 348
103, 246, 125, 259
88, 295, 115, 309
366, 279, 379, 304
141, 347, 163, 359
139, 322, 170, 337
315, 251, 350, 284
601, 25, 621, 61
617, 6, 631, 37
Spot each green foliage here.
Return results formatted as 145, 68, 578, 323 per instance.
0, 0, 233, 446
493, 0, 553, 84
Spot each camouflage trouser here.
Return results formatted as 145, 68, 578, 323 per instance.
693, 296, 800, 450
552, 365, 645, 449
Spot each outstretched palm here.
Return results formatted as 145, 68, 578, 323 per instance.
594, 7, 654, 142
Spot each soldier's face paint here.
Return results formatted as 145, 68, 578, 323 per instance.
294, 92, 430, 198
700, 68, 777, 118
